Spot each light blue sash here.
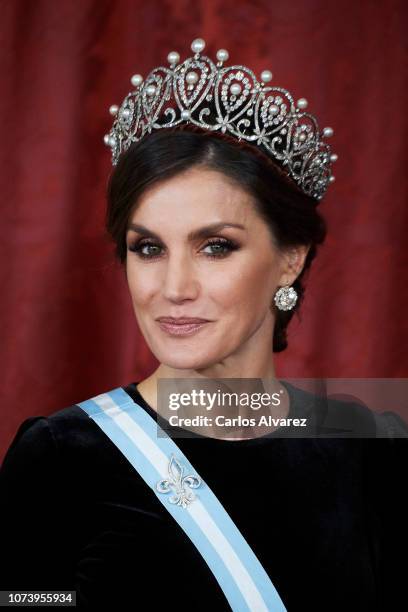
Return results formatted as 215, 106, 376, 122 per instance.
77, 386, 287, 612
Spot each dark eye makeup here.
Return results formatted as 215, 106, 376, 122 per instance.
127, 237, 239, 260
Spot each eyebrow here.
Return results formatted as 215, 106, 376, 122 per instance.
126, 222, 246, 241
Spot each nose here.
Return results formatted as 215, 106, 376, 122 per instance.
162, 251, 200, 302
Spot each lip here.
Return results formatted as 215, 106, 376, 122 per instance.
156, 319, 210, 337
156, 317, 210, 324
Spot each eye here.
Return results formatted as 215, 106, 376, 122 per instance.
202, 238, 238, 258
128, 240, 163, 259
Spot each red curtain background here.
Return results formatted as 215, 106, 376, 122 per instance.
1, 0, 407, 461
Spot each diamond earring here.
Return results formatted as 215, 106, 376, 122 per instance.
273, 285, 298, 311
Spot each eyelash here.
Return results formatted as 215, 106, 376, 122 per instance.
127, 238, 239, 260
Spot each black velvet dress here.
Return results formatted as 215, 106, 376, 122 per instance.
0, 381, 406, 611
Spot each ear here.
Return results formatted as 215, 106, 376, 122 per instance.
278, 245, 311, 286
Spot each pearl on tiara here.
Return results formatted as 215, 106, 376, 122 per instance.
260, 70, 273, 83
130, 74, 143, 87
296, 98, 308, 110
216, 49, 229, 62
191, 38, 205, 53
186, 71, 199, 84
167, 51, 180, 65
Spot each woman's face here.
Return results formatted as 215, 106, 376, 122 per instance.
125, 166, 293, 370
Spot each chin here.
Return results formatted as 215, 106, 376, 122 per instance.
153, 346, 221, 371
160, 355, 216, 371
143, 324, 236, 370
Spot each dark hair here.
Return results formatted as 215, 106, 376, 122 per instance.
105, 122, 327, 352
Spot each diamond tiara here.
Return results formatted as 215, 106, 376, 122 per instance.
104, 38, 337, 200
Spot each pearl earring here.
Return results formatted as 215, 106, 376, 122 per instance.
274, 285, 298, 311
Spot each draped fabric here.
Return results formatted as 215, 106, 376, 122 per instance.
1, 0, 407, 461
1, 381, 407, 609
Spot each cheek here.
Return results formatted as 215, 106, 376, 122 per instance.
211, 258, 275, 312
126, 264, 158, 305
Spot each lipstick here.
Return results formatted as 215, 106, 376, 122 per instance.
156, 317, 210, 337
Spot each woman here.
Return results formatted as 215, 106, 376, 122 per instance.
1, 39, 406, 611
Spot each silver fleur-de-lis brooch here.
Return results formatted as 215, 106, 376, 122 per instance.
156, 453, 202, 508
